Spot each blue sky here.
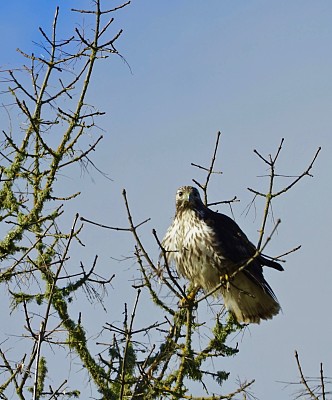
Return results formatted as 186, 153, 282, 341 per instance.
1, 1, 332, 398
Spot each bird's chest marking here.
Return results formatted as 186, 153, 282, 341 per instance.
163, 210, 226, 289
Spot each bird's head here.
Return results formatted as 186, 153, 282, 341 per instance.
175, 186, 204, 212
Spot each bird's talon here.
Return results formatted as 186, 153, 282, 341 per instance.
220, 273, 231, 290
180, 288, 198, 307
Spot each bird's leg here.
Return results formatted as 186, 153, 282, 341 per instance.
220, 273, 231, 291
187, 286, 199, 301
180, 285, 199, 308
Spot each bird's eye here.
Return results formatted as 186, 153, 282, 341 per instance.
178, 191, 183, 197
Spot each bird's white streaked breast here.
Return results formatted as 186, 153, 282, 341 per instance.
161, 209, 226, 291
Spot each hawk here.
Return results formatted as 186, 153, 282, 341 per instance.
161, 186, 283, 324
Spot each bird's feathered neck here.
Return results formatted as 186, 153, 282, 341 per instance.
175, 201, 207, 219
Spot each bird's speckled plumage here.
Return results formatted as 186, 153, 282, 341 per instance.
161, 186, 283, 324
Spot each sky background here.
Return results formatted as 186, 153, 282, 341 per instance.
1, 1, 332, 399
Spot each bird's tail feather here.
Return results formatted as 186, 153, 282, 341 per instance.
260, 255, 284, 271
221, 271, 281, 324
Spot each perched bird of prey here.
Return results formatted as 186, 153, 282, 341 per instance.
161, 186, 283, 324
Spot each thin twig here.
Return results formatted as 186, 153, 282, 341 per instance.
153, 229, 187, 299
80, 215, 151, 231
273, 147, 321, 197
320, 362, 326, 400
191, 131, 222, 204
119, 289, 141, 399
294, 350, 319, 400
32, 322, 45, 400
207, 196, 239, 207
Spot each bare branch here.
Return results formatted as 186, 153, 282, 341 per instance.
191, 131, 223, 204
294, 350, 319, 400
80, 215, 151, 231
32, 322, 45, 400
273, 147, 321, 197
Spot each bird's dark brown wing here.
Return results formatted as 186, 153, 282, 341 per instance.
202, 208, 283, 271
202, 208, 283, 300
